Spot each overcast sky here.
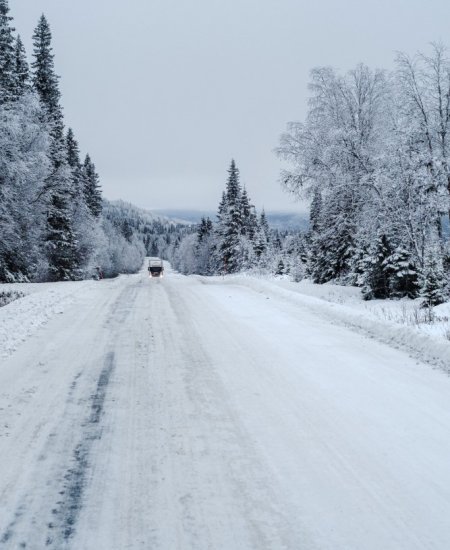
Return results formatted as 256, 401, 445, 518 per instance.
10, 0, 450, 212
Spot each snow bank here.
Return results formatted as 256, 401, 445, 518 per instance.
200, 274, 450, 374
0, 281, 94, 359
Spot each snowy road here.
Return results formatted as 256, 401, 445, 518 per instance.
1, 269, 450, 549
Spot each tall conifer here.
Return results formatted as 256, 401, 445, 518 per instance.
0, 0, 16, 104
32, 15, 62, 129
218, 160, 243, 273
14, 36, 29, 97
32, 14, 80, 280
83, 154, 103, 218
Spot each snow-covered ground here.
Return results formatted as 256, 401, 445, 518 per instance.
207, 273, 450, 371
1, 267, 450, 549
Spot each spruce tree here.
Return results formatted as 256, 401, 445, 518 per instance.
0, 0, 16, 104
121, 219, 133, 242
66, 128, 84, 197
259, 210, 270, 240
32, 14, 80, 280
66, 128, 97, 271
197, 217, 213, 243
14, 35, 29, 97
420, 257, 447, 308
217, 191, 227, 223
361, 234, 392, 300
32, 15, 62, 131
240, 188, 258, 240
309, 188, 322, 233
46, 192, 80, 281
384, 247, 419, 298
82, 154, 103, 217
66, 128, 81, 170
309, 191, 356, 284
276, 258, 285, 275
217, 160, 243, 273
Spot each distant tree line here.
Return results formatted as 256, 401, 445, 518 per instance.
277, 45, 450, 305
168, 160, 305, 278
0, 1, 155, 281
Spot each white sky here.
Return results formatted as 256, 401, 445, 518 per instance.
10, 0, 450, 212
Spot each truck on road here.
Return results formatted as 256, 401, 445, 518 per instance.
148, 258, 164, 278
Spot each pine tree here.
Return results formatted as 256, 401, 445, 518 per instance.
46, 191, 80, 281
66, 128, 81, 170
309, 188, 322, 233
384, 246, 419, 298
197, 217, 213, 243
309, 191, 356, 284
0, 0, 17, 104
65, 128, 84, 198
217, 191, 227, 223
240, 188, 258, 240
420, 257, 447, 308
259, 210, 270, 240
217, 160, 243, 273
121, 219, 133, 242
66, 128, 98, 271
32, 14, 80, 280
14, 35, 29, 97
32, 15, 62, 131
361, 234, 392, 300
195, 217, 214, 275
82, 154, 103, 217
253, 226, 267, 260
276, 258, 285, 275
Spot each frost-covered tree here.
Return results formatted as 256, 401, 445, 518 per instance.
171, 160, 294, 276
309, 189, 322, 233
32, 15, 62, 129
278, 50, 450, 299
0, 0, 17, 104
194, 217, 215, 275
240, 188, 258, 240
82, 154, 103, 218
278, 64, 387, 284
0, 93, 51, 281
420, 256, 447, 307
216, 160, 244, 273
14, 36, 29, 97
384, 247, 419, 298
32, 14, 81, 280
0, 4, 154, 282
361, 235, 393, 300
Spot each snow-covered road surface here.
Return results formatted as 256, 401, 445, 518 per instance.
1, 269, 450, 549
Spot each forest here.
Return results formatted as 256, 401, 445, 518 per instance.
167, 160, 304, 279
276, 47, 450, 305
0, 1, 171, 282
172, 45, 450, 307
2, 0, 450, 308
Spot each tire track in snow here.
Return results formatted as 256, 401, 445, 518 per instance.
45, 352, 116, 547
0, 369, 84, 548
0, 278, 139, 549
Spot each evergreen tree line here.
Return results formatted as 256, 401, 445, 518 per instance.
168, 160, 305, 278
0, 1, 144, 281
277, 45, 450, 306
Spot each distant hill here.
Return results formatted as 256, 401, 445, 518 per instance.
265, 212, 309, 231
108, 200, 173, 225
153, 209, 211, 225
155, 209, 310, 231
